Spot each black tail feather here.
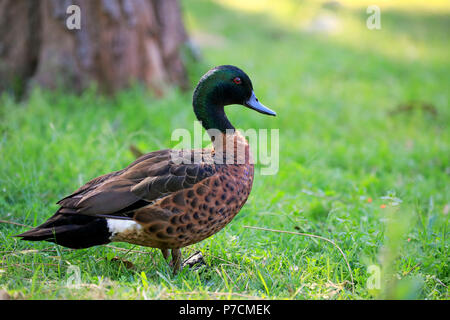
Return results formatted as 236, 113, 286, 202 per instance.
15, 213, 112, 249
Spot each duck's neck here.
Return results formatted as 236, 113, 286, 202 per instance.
193, 87, 235, 134
192, 85, 252, 164
212, 130, 253, 165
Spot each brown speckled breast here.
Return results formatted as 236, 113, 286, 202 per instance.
117, 132, 255, 249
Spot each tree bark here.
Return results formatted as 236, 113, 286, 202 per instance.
0, 0, 188, 95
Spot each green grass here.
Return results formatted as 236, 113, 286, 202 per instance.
0, 0, 449, 299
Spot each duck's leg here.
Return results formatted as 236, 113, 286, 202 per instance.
170, 248, 182, 274
161, 248, 170, 261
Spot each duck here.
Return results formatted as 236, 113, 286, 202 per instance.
15, 65, 276, 273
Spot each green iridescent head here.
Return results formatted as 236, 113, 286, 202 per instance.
193, 65, 276, 132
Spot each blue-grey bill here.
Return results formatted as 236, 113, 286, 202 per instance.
244, 91, 276, 116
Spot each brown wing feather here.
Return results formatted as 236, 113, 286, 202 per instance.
56, 149, 217, 219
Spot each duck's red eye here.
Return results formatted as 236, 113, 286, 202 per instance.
233, 77, 242, 85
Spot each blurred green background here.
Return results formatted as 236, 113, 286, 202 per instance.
0, 0, 448, 299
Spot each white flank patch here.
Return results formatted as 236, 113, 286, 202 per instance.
107, 219, 142, 240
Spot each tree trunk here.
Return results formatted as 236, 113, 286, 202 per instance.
0, 0, 188, 96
